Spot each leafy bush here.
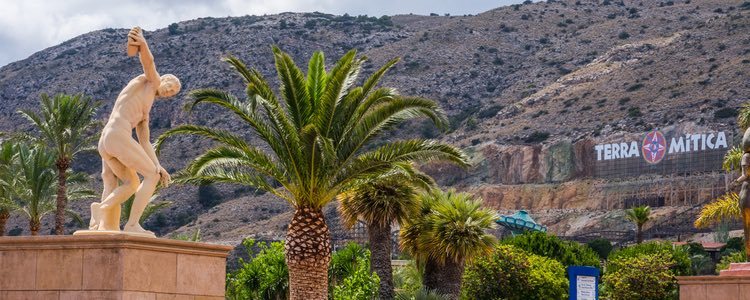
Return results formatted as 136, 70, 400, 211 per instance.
691, 254, 715, 275
714, 107, 738, 119
716, 250, 746, 274
227, 241, 379, 300
394, 260, 423, 296
477, 104, 504, 119
198, 184, 222, 208
226, 239, 288, 300
329, 243, 379, 299
332, 256, 379, 299
461, 244, 568, 300
607, 241, 691, 276
526, 255, 568, 300
602, 253, 677, 300
501, 231, 600, 267
586, 238, 613, 259
523, 131, 551, 143
722, 237, 743, 255
397, 288, 448, 300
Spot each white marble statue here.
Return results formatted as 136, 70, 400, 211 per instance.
82, 27, 180, 237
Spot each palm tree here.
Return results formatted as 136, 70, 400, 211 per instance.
2, 143, 90, 235
338, 164, 434, 299
399, 189, 496, 299
626, 205, 651, 244
0, 141, 17, 236
156, 47, 468, 298
19, 93, 99, 235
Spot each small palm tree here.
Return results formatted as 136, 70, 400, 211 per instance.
626, 205, 651, 244
0, 141, 17, 236
400, 189, 496, 299
339, 164, 433, 299
156, 47, 468, 298
2, 143, 91, 235
19, 93, 99, 234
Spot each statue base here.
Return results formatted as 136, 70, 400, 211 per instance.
0, 235, 233, 299
677, 263, 750, 300
73, 229, 156, 239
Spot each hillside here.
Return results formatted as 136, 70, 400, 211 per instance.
0, 0, 748, 244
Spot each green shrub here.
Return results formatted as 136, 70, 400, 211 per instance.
586, 238, 613, 259
722, 237, 743, 255
397, 288, 449, 300
226, 239, 288, 300
227, 241, 379, 299
602, 253, 677, 300
685, 242, 707, 256
714, 107, 738, 119
691, 254, 715, 275
716, 250, 746, 274
501, 231, 600, 267
523, 131, 551, 143
329, 243, 370, 290
332, 255, 379, 300
394, 260, 423, 296
526, 255, 568, 299
461, 244, 568, 300
608, 241, 691, 276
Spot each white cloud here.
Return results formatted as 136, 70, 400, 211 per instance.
0, 0, 522, 67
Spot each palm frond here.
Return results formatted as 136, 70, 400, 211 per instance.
723, 146, 743, 172
695, 193, 741, 229
738, 103, 750, 131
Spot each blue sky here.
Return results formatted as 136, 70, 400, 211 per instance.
0, 0, 526, 67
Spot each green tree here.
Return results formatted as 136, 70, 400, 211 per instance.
626, 205, 651, 243
339, 165, 433, 299
501, 231, 600, 267
19, 93, 99, 234
461, 244, 568, 300
157, 47, 468, 299
0, 141, 18, 236
602, 253, 677, 300
2, 143, 91, 235
399, 189, 496, 299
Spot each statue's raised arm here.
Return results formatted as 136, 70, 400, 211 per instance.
128, 27, 161, 85
75, 26, 180, 238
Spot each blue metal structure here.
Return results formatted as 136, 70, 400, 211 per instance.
496, 210, 547, 236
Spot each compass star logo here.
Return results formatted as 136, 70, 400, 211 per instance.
641, 130, 666, 164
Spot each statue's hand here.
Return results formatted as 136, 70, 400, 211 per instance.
128, 27, 146, 47
157, 166, 171, 188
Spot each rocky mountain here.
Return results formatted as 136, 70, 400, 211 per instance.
0, 0, 748, 245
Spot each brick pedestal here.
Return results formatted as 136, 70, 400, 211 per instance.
677, 263, 750, 300
0, 235, 233, 300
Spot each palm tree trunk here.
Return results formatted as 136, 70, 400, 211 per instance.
0, 209, 9, 236
423, 257, 464, 300
285, 206, 331, 300
54, 158, 69, 235
368, 222, 394, 300
30, 219, 40, 236
636, 224, 643, 244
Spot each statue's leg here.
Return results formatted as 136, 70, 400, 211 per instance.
103, 138, 160, 234
97, 158, 139, 231
89, 159, 118, 230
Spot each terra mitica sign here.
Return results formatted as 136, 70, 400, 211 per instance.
592, 128, 730, 178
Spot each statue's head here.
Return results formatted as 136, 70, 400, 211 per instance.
156, 74, 181, 98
